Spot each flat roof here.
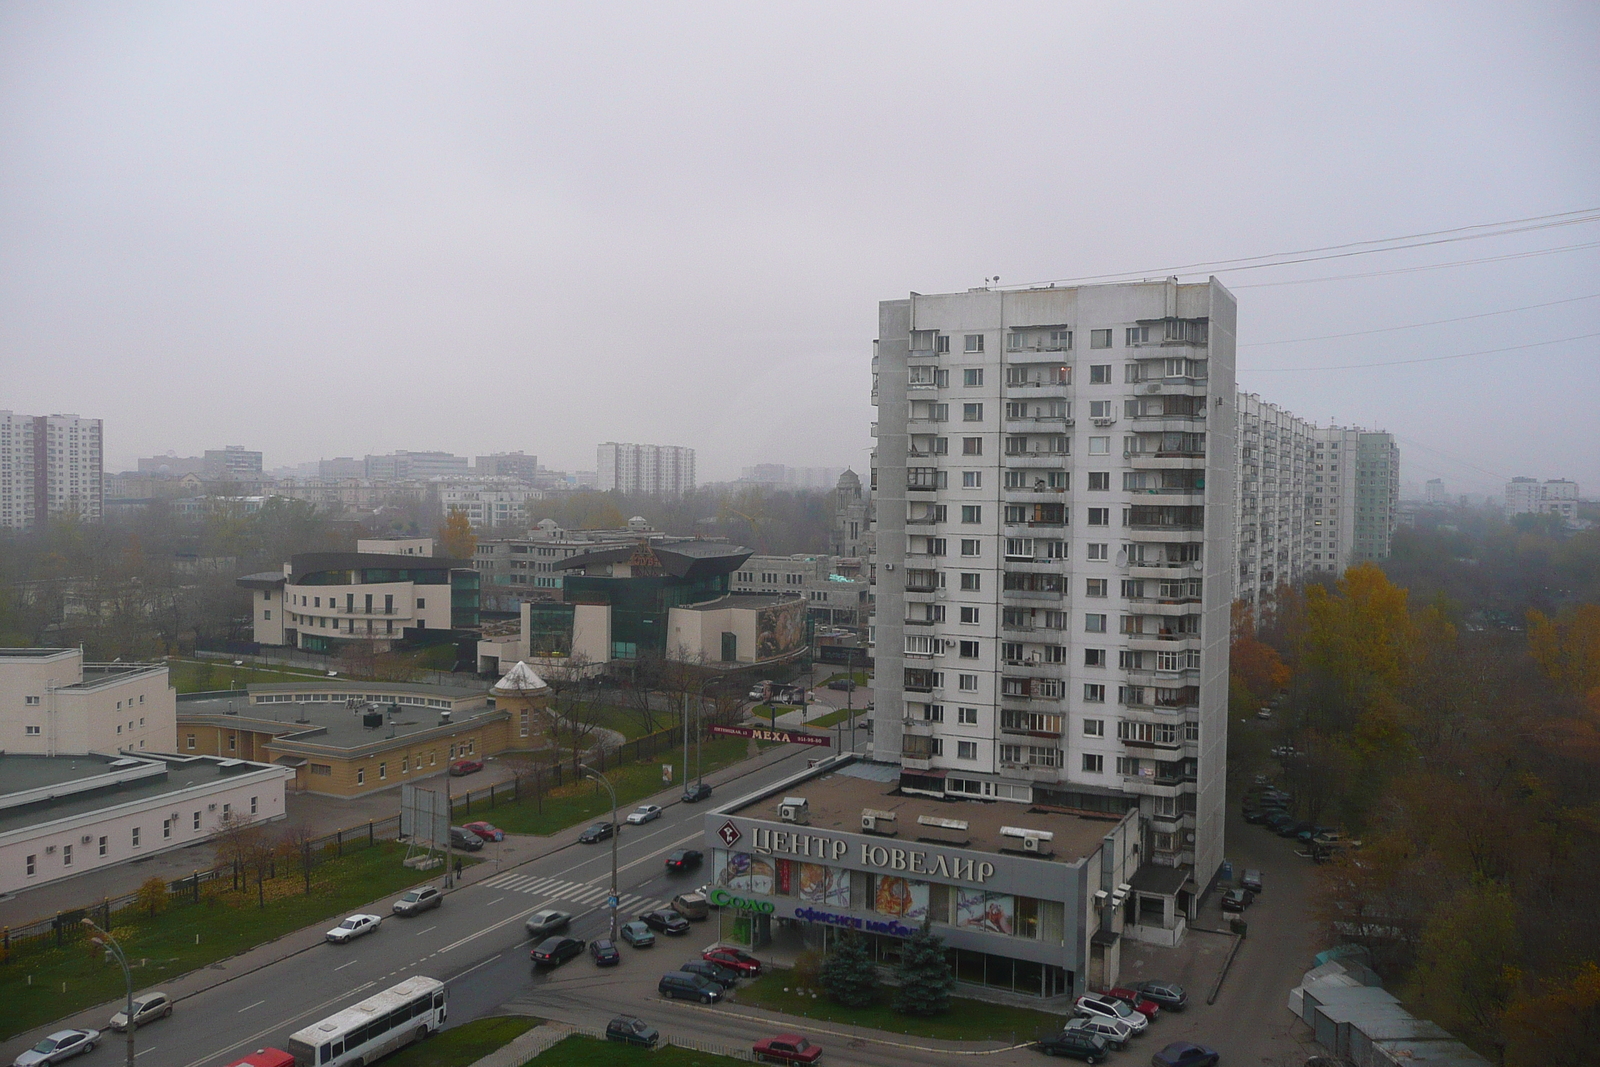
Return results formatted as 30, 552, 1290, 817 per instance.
0, 754, 278, 836
0, 648, 78, 659
728, 761, 1116, 864
179, 695, 504, 754
676, 593, 807, 612
65, 664, 167, 690
247, 681, 486, 700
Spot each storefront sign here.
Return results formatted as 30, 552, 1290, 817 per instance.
708, 887, 775, 913
710, 725, 831, 747
749, 826, 996, 884
793, 906, 919, 938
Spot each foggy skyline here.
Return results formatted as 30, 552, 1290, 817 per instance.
2, 3, 1596, 493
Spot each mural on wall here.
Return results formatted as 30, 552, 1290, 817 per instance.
873, 876, 929, 921
955, 889, 1015, 935
756, 598, 806, 661
714, 850, 774, 895
798, 862, 851, 906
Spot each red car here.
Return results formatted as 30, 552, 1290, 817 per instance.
449, 759, 484, 776
461, 821, 504, 842
1102, 986, 1161, 1019
704, 947, 762, 975
752, 1034, 821, 1064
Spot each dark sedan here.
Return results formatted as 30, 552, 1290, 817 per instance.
1221, 888, 1255, 912
640, 909, 691, 935
666, 849, 703, 872
682, 781, 714, 803
578, 822, 616, 843
1035, 1028, 1109, 1062
530, 935, 586, 966
678, 958, 740, 988
590, 938, 621, 967
1152, 1042, 1219, 1067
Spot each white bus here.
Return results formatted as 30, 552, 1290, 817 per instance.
286, 976, 446, 1067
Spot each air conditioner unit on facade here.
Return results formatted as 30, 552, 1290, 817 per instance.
1021, 834, 1046, 853
45, 846, 56, 854
81, 835, 93, 845
778, 797, 810, 825
861, 808, 897, 833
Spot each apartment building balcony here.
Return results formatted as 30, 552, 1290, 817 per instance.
1003, 418, 1071, 433
334, 605, 400, 616
1126, 632, 1203, 650
1003, 451, 1071, 468
1124, 453, 1207, 470
1004, 487, 1072, 504
1004, 558, 1067, 574
905, 575, 941, 593
1000, 661, 1069, 681
1001, 587, 1063, 602
997, 762, 1065, 782
1004, 381, 1071, 399
905, 515, 942, 526
1127, 527, 1205, 543
1120, 774, 1188, 797
901, 753, 935, 771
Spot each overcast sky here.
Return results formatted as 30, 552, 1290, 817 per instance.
2, 2, 1596, 493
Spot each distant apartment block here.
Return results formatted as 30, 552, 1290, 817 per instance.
731, 554, 869, 626
318, 456, 367, 478
1424, 478, 1448, 505
471, 517, 669, 611
1505, 477, 1580, 522
365, 451, 470, 481
0, 411, 104, 530
476, 452, 539, 480
202, 445, 263, 479
137, 454, 204, 477
596, 442, 695, 495
739, 464, 845, 489
439, 483, 544, 531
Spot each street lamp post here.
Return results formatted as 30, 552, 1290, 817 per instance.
580, 764, 619, 941
83, 918, 135, 1067
694, 677, 719, 793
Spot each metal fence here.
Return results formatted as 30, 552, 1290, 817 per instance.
0, 722, 706, 965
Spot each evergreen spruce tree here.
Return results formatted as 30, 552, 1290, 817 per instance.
818, 932, 878, 1008
893, 922, 956, 1016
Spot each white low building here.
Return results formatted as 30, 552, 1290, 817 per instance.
0, 647, 176, 755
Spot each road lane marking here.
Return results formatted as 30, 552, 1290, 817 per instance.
439, 906, 545, 953
236, 1000, 265, 1013
334, 958, 360, 970
415, 925, 437, 936
134, 1048, 156, 1057
486, 897, 504, 905
445, 952, 503, 984
179, 982, 376, 1067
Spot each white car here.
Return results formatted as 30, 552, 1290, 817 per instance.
109, 991, 173, 1030
13, 1030, 100, 1067
625, 804, 662, 825
1075, 993, 1149, 1034
325, 913, 382, 943
1063, 1016, 1135, 1050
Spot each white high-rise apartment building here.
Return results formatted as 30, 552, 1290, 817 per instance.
872, 279, 1236, 907
1505, 477, 1579, 522
595, 442, 696, 495
0, 411, 103, 530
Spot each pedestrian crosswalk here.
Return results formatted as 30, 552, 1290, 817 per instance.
481, 870, 670, 915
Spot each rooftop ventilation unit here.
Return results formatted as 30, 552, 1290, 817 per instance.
778, 797, 810, 824
1000, 825, 1056, 855
861, 808, 898, 834
917, 815, 969, 831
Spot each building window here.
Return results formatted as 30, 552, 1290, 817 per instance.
1085, 578, 1108, 597
964, 334, 985, 353
963, 471, 981, 488
960, 539, 980, 556
193, 811, 201, 830
357, 768, 365, 785
1083, 718, 1104, 737
98, 836, 107, 855
1087, 507, 1109, 526
310, 763, 332, 776
131, 828, 140, 848
416, 598, 426, 609
1082, 754, 1104, 773
961, 505, 981, 524
263, 610, 271, 620
958, 674, 979, 692
25, 725, 40, 735
1088, 437, 1110, 455
956, 740, 978, 760
1089, 330, 1112, 350
1085, 648, 1106, 667
26, 854, 36, 877
1088, 472, 1110, 490
163, 818, 172, 839
379, 762, 387, 781
25, 696, 40, 705
63, 843, 73, 866
960, 572, 981, 591
186, 734, 196, 750
250, 795, 259, 815
1085, 614, 1107, 633
958, 640, 980, 659
963, 368, 984, 386
1126, 326, 1150, 345
1084, 684, 1106, 702
957, 706, 979, 725
959, 606, 980, 624
962, 436, 983, 456
1087, 543, 1109, 561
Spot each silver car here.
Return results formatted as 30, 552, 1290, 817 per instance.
325, 913, 382, 943
524, 908, 573, 938
109, 991, 173, 1031
13, 1030, 100, 1067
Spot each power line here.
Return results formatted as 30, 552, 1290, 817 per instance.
1239, 331, 1600, 372
1239, 293, 1600, 347
1001, 208, 1600, 289
1230, 240, 1600, 288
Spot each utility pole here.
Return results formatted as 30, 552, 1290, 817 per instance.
83, 919, 135, 1067
581, 765, 620, 941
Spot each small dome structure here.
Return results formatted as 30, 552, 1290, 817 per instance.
491, 660, 549, 695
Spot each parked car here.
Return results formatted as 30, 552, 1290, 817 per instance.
827, 678, 858, 691
1241, 869, 1263, 894
1221, 888, 1255, 912
620, 921, 656, 947
605, 1015, 659, 1048
525, 909, 573, 938
530, 935, 586, 967
220, 1050, 295, 1067
626, 804, 662, 825
672, 893, 710, 921
704, 946, 762, 974
679, 958, 740, 988
1266, 813, 1297, 834
449, 826, 484, 852
1242, 807, 1277, 824
108, 992, 172, 1031
1152, 1042, 1220, 1067
1256, 707, 1272, 719
13, 1030, 100, 1067
1035, 1027, 1110, 1062
578, 821, 616, 843
640, 909, 691, 935
325, 914, 381, 943
1075, 994, 1148, 1034
658, 970, 723, 1003
393, 886, 443, 916
753, 1034, 822, 1064
461, 821, 504, 842
1101, 987, 1160, 1019
590, 938, 622, 966
682, 781, 714, 803
1130, 980, 1188, 1012
1061, 1017, 1133, 1052
748, 682, 774, 700
666, 849, 703, 872
449, 758, 484, 776
1281, 820, 1315, 840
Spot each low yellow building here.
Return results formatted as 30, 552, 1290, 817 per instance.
176, 677, 549, 798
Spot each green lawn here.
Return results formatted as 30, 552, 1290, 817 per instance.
382, 1016, 540, 1067
818, 670, 869, 686
0, 841, 441, 1039
731, 971, 1068, 1042
805, 706, 863, 729
484, 735, 770, 836
167, 657, 332, 694
532, 1034, 751, 1067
